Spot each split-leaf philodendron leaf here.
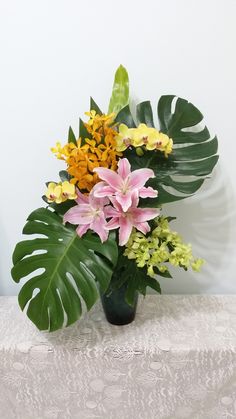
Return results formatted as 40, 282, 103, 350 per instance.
115, 96, 218, 205
11, 208, 118, 332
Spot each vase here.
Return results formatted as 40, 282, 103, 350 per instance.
100, 282, 138, 326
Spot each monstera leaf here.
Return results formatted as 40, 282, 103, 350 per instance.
116, 96, 218, 205
11, 208, 118, 332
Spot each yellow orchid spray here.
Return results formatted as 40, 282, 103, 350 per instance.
115, 123, 173, 157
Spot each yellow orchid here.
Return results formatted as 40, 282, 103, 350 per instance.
146, 131, 173, 157
132, 124, 158, 147
61, 181, 77, 200
45, 181, 77, 204
115, 123, 173, 157
115, 124, 134, 151
45, 182, 63, 204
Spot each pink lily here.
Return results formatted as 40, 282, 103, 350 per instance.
63, 186, 109, 242
105, 196, 160, 246
93, 158, 158, 212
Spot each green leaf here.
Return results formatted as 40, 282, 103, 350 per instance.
11, 208, 118, 332
109, 256, 162, 306
90, 97, 102, 114
115, 105, 136, 127
68, 126, 77, 145
123, 96, 218, 205
59, 170, 70, 182
136, 101, 154, 127
108, 65, 129, 115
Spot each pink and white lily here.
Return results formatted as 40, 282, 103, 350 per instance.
105, 196, 159, 246
63, 186, 109, 242
93, 158, 158, 212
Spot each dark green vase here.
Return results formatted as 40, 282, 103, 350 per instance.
100, 282, 138, 326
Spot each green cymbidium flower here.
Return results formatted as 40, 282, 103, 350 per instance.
124, 216, 204, 278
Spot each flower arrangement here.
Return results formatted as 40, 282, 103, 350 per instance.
11, 66, 218, 331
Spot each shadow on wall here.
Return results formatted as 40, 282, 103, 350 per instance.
160, 164, 236, 294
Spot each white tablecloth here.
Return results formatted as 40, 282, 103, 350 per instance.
0, 295, 236, 419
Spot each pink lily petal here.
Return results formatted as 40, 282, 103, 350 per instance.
108, 197, 123, 212
130, 191, 139, 208
104, 205, 119, 218
64, 205, 94, 225
91, 215, 108, 242
117, 158, 131, 179
89, 183, 110, 207
118, 217, 133, 246
106, 218, 120, 230
129, 168, 155, 189
93, 184, 116, 198
75, 189, 89, 205
76, 224, 90, 237
133, 221, 150, 235
130, 207, 159, 222
93, 167, 122, 190
139, 186, 158, 198
115, 191, 133, 212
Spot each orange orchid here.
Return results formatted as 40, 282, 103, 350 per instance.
51, 111, 122, 192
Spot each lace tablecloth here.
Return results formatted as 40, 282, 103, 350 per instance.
0, 295, 236, 419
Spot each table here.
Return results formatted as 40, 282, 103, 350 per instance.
0, 296, 236, 419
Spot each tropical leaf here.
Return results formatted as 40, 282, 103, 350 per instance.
108, 65, 129, 115
11, 208, 118, 332
68, 126, 77, 145
116, 97, 218, 205
107, 254, 162, 306
90, 97, 102, 114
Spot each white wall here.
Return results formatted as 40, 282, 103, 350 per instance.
1, 0, 236, 295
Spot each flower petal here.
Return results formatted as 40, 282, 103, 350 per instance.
115, 191, 133, 212
106, 218, 120, 230
108, 197, 123, 212
139, 186, 158, 198
129, 168, 155, 189
93, 184, 115, 198
133, 221, 150, 235
118, 217, 133, 246
104, 205, 119, 218
91, 215, 108, 242
130, 207, 160, 223
93, 167, 122, 190
75, 189, 89, 205
117, 158, 131, 180
64, 204, 94, 225
76, 224, 90, 237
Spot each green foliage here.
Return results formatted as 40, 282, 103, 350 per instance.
116, 97, 218, 205
90, 97, 102, 114
68, 126, 77, 145
109, 253, 161, 307
11, 208, 118, 332
108, 65, 129, 115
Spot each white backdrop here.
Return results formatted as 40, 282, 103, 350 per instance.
1, 0, 236, 295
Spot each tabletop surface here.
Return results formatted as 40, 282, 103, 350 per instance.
1, 295, 236, 352
1, 295, 236, 419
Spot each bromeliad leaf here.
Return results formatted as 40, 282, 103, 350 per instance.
117, 97, 218, 205
108, 65, 129, 115
11, 208, 118, 332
